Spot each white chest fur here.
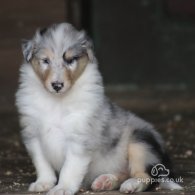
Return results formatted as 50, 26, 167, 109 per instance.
24, 94, 93, 170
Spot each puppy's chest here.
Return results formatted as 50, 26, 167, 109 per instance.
35, 103, 89, 170
40, 125, 68, 170
38, 116, 79, 171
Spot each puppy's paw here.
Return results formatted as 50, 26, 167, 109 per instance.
47, 185, 73, 195
120, 178, 146, 193
29, 180, 55, 192
91, 174, 119, 191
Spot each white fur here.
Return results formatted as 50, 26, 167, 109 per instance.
120, 178, 148, 193
160, 181, 183, 190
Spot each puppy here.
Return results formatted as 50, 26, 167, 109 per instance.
16, 23, 182, 195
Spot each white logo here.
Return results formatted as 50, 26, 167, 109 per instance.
138, 163, 183, 184
151, 163, 170, 177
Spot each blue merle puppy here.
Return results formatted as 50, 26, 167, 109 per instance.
16, 23, 183, 195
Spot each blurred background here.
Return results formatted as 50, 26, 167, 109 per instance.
0, 0, 195, 193
1, 0, 195, 93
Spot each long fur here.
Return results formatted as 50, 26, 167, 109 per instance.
16, 23, 183, 195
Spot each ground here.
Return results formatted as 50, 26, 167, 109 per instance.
0, 88, 194, 195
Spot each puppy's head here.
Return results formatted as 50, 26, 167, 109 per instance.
22, 23, 94, 94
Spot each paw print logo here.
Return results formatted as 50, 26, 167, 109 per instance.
151, 164, 170, 177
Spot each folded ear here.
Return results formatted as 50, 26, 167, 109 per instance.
21, 28, 45, 62
79, 30, 92, 48
79, 30, 95, 62
21, 39, 33, 62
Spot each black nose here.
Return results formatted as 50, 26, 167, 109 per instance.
51, 82, 64, 92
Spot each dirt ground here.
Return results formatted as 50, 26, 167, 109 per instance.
0, 88, 194, 195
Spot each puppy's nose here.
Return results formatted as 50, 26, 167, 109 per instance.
51, 82, 64, 92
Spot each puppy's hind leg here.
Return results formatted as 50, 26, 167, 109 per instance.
120, 143, 155, 193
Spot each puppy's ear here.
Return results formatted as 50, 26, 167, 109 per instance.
21, 27, 46, 62
21, 39, 33, 62
79, 30, 95, 62
79, 31, 93, 49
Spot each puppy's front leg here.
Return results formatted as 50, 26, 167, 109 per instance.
47, 147, 91, 195
25, 138, 57, 192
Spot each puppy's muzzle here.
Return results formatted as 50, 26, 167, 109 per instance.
51, 82, 64, 92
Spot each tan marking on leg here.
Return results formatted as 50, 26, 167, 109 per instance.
125, 143, 152, 191
128, 143, 148, 176
117, 172, 129, 183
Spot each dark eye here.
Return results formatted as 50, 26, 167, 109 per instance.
42, 58, 50, 64
65, 56, 79, 65
66, 58, 74, 64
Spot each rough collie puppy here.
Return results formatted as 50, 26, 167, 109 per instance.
16, 23, 182, 195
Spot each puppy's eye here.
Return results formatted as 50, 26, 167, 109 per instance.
42, 58, 50, 64
66, 57, 76, 64
64, 55, 79, 65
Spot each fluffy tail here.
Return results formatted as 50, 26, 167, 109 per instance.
149, 155, 183, 191
159, 180, 183, 190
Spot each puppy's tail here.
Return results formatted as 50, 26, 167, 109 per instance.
159, 180, 183, 190
149, 149, 183, 191
156, 156, 183, 190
